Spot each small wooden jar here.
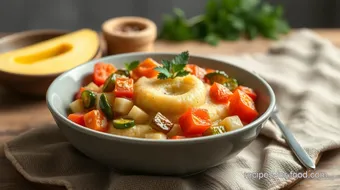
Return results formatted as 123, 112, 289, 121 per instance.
102, 17, 157, 55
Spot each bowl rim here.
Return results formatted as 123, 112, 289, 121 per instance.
0, 29, 103, 78
46, 52, 276, 144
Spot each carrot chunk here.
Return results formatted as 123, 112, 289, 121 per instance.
84, 110, 109, 132
68, 113, 85, 126
179, 108, 211, 136
132, 58, 160, 79
93, 62, 117, 86
228, 89, 259, 123
209, 82, 233, 104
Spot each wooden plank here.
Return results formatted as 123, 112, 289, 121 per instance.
290, 150, 340, 189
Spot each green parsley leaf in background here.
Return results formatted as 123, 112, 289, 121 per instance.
159, 0, 290, 46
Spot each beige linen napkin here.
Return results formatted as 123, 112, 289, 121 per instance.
4, 30, 340, 190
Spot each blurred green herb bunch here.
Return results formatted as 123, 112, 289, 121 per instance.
159, 0, 290, 46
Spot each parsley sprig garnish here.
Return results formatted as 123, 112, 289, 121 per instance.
124, 60, 140, 71
155, 51, 190, 79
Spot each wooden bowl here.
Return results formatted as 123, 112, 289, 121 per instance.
102, 17, 157, 55
0, 29, 105, 97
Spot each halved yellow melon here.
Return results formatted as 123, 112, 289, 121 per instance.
0, 29, 99, 75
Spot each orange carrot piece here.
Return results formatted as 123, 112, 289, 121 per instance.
68, 113, 85, 126
132, 58, 160, 79
228, 90, 259, 123
209, 82, 233, 104
84, 110, 109, 132
179, 108, 211, 136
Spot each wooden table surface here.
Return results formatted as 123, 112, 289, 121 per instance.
1, 29, 340, 189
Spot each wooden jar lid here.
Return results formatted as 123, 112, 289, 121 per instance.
102, 17, 157, 55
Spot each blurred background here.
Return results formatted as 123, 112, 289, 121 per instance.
1, 0, 339, 32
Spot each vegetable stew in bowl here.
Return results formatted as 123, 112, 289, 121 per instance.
47, 51, 275, 175
67, 51, 259, 140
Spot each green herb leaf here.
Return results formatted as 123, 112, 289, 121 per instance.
155, 51, 190, 80
159, 8, 193, 41
172, 63, 186, 74
159, 0, 290, 45
240, 0, 260, 11
204, 33, 220, 46
175, 70, 190, 78
276, 19, 290, 34
171, 51, 189, 73
124, 61, 139, 71
160, 60, 171, 71
157, 73, 171, 80
246, 25, 258, 40
173, 51, 189, 65
154, 67, 171, 78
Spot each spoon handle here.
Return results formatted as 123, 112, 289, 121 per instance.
269, 114, 316, 170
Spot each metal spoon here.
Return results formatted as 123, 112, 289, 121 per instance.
269, 105, 316, 170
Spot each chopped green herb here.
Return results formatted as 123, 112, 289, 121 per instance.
124, 60, 140, 71
155, 51, 190, 79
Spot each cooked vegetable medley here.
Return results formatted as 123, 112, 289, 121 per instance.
67, 51, 259, 140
